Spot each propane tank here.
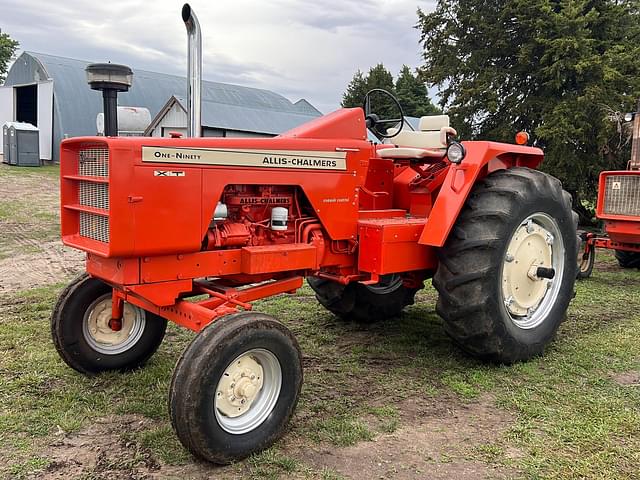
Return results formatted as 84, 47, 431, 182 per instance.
271, 207, 288, 231
96, 107, 151, 136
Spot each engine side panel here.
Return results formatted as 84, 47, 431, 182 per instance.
61, 134, 372, 258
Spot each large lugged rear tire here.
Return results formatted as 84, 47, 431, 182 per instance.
51, 274, 167, 374
614, 250, 640, 269
169, 312, 303, 464
433, 167, 577, 363
307, 275, 418, 323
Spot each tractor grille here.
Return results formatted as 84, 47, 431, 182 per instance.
603, 175, 640, 217
79, 148, 109, 177
78, 147, 110, 243
79, 211, 110, 243
79, 182, 109, 210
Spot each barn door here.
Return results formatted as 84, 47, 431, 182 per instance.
37, 81, 54, 161
0, 86, 13, 155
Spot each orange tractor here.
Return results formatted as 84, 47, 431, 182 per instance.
51, 4, 578, 464
577, 103, 640, 278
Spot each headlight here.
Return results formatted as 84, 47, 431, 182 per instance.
447, 141, 466, 164
624, 112, 635, 123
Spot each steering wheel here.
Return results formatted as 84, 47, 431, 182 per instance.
362, 89, 405, 139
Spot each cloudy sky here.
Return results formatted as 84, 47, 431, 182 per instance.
0, 0, 436, 112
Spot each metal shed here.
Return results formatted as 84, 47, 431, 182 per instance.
0, 52, 322, 161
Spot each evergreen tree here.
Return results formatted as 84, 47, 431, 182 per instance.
0, 30, 19, 84
342, 64, 441, 121
342, 64, 397, 118
341, 69, 369, 109
364, 64, 397, 120
366, 64, 395, 93
396, 65, 440, 117
417, 0, 640, 203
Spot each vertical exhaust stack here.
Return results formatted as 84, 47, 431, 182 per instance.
182, 3, 202, 138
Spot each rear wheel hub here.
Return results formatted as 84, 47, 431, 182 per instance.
501, 214, 564, 329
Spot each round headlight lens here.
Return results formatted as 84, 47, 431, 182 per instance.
447, 141, 466, 164
624, 112, 634, 123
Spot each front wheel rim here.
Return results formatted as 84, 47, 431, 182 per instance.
501, 213, 565, 330
579, 249, 593, 273
82, 294, 147, 354
214, 348, 282, 435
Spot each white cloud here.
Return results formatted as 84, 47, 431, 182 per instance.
1, 0, 436, 112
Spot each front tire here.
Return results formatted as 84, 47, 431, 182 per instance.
169, 312, 303, 464
51, 274, 167, 374
307, 275, 419, 323
433, 168, 577, 363
614, 250, 640, 269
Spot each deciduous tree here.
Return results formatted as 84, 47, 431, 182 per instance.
0, 30, 19, 84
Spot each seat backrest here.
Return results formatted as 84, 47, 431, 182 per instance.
418, 115, 450, 132
386, 115, 451, 149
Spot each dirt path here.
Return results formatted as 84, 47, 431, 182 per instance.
0, 165, 84, 295
298, 395, 517, 480
34, 395, 517, 480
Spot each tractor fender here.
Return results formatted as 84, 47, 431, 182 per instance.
418, 141, 544, 247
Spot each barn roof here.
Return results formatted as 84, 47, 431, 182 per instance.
146, 95, 322, 136
4, 52, 322, 155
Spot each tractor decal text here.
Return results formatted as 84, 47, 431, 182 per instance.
154, 170, 185, 177
263, 156, 338, 168
237, 197, 290, 205
142, 147, 347, 171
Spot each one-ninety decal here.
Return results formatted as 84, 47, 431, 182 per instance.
142, 146, 347, 171
154, 170, 185, 177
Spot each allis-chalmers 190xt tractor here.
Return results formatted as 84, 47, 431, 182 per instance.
578, 103, 640, 277
51, 5, 577, 464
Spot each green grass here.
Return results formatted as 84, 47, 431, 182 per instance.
0, 163, 60, 178
7, 456, 50, 480
0, 251, 639, 478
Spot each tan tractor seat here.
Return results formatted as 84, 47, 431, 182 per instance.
380, 115, 456, 160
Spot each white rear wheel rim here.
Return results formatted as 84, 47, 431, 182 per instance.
214, 348, 282, 435
82, 294, 146, 354
501, 213, 565, 329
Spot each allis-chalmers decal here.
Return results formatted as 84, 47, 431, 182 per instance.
235, 197, 290, 205
142, 146, 347, 171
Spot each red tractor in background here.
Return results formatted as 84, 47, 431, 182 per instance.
578, 103, 640, 278
50, 4, 578, 464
